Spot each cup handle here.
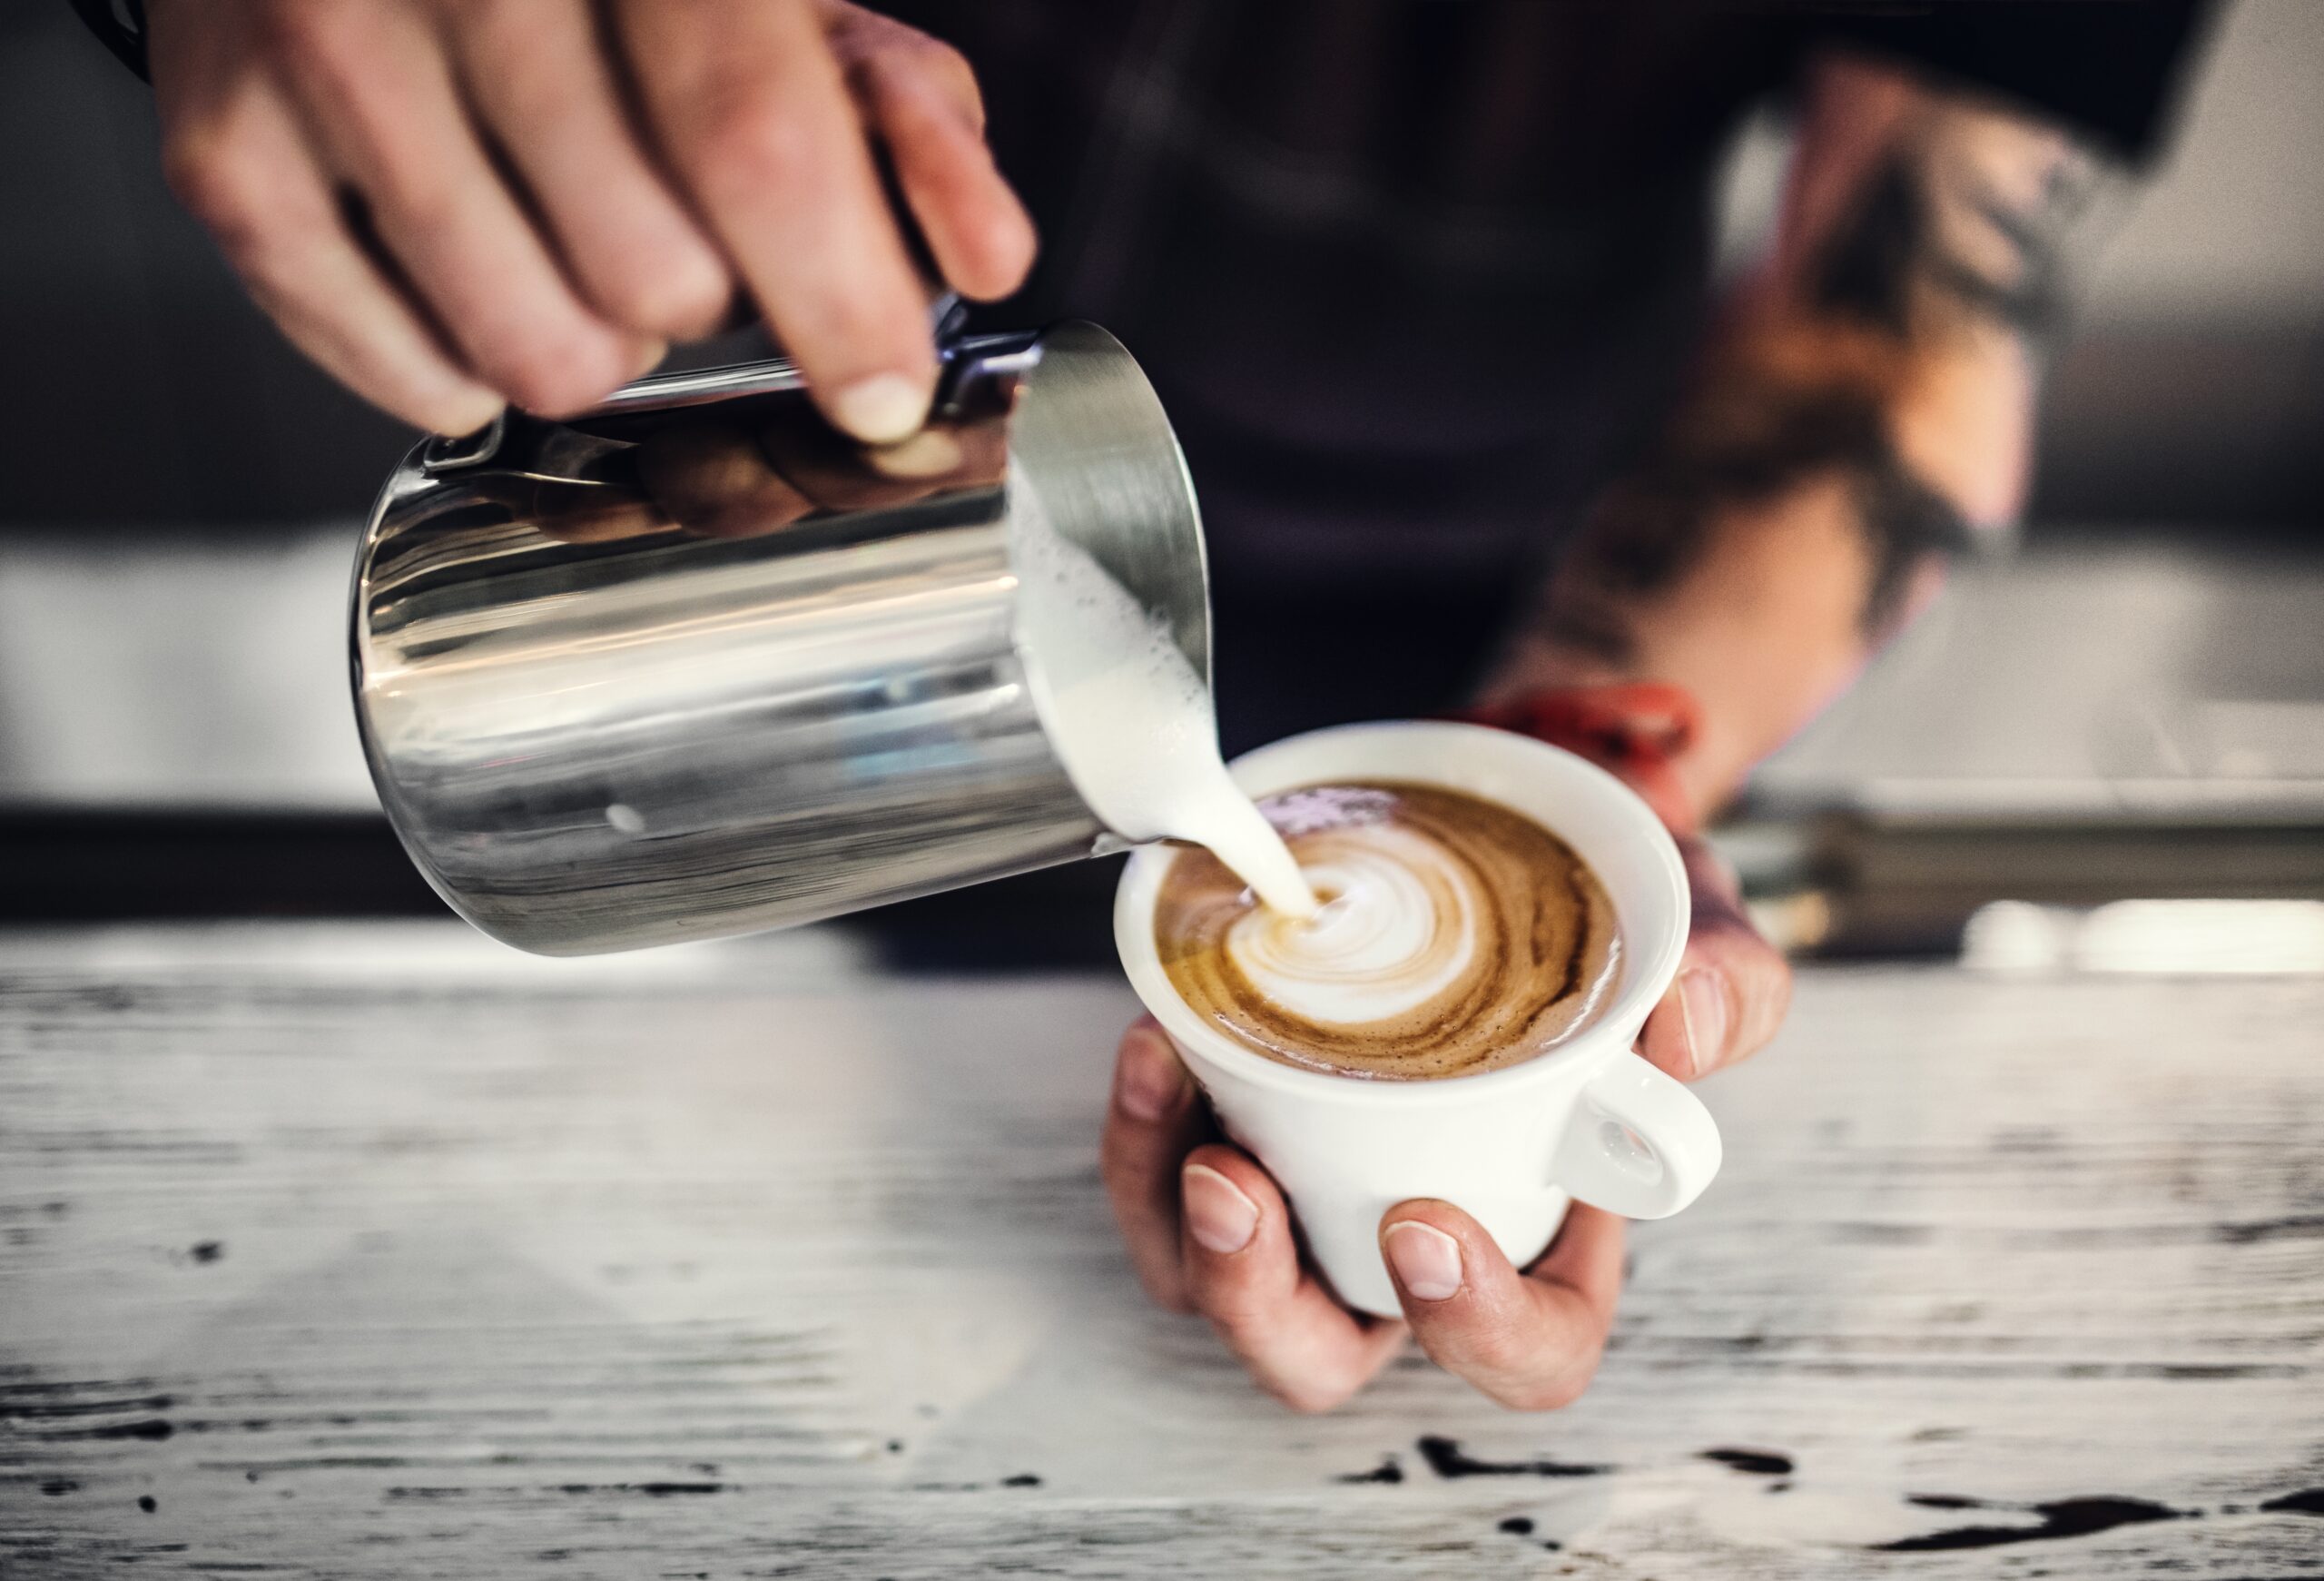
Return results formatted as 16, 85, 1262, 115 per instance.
1549, 1051, 1723, 1219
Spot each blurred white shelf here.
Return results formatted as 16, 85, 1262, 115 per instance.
0, 525, 377, 811
3, 530, 2319, 829
1753, 539, 2324, 823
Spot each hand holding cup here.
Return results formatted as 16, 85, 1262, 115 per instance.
1103, 722, 1791, 1412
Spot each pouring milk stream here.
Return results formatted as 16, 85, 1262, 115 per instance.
1007, 463, 1318, 920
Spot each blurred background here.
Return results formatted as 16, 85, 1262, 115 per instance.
0, 0, 2318, 968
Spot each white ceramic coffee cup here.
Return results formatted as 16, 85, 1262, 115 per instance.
1114, 720, 1720, 1318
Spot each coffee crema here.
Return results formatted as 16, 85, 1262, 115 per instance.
1154, 781, 1621, 1080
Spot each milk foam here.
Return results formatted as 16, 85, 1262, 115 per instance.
1008, 465, 1316, 918
1153, 782, 1623, 1080
1226, 825, 1479, 1023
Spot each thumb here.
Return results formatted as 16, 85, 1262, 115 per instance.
1638, 835, 1791, 1081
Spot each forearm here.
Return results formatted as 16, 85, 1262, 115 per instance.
1484, 54, 2118, 825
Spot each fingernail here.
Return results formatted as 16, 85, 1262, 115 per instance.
1183, 1163, 1258, 1255
1678, 967, 1732, 1080
1384, 1220, 1463, 1301
1114, 1030, 1186, 1123
435, 388, 506, 440
868, 427, 963, 479
831, 372, 930, 444
628, 339, 669, 380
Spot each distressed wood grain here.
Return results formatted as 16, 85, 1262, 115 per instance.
2, 923, 2319, 1578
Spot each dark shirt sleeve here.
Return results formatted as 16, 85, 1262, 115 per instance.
1807, 0, 2216, 164
68, 0, 151, 81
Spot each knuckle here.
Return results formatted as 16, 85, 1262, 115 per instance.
906, 36, 981, 116
1729, 948, 1791, 1033
368, 158, 462, 237
162, 126, 264, 239
1183, 1142, 1234, 1174
1095, 1139, 1144, 1201
1098, 1116, 1173, 1177
1196, 1286, 1269, 1338
955, 218, 1036, 301
1690, 889, 1755, 937
684, 83, 814, 196
1493, 1356, 1600, 1413
612, 253, 731, 340
1463, 1324, 1540, 1381
1187, 1141, 1258, 1182
798, 276, 923, 366
254, 44, 454, 237
1756, 954, 1795, 1014
450, 0, 528, 48
902, 34, 967, 72
1142, 1277, 1195, 1317
251, 0, 354, 81
459, 7, 565, 116
1494, 1379, 1571, 1413
1267, 1378, 1346, 1416
870, 45, 980, 138
162, 139, 323, 292
830, 6, 976, 101
1750, 970, 1795, 1051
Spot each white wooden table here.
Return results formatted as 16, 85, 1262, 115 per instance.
3, 924, 2319, 1577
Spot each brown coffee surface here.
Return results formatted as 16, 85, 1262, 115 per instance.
1154, 781, 1620, 1079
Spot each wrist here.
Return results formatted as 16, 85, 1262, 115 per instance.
1451, 682, 1708, 836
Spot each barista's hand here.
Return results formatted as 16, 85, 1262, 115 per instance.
146, 0, 1035, 440
1099, 833, 1787, 1412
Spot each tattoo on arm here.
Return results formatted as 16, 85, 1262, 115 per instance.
1536, 377, 1971, 666
1531, 97, 2113, 662
1817, 116, 2108, 340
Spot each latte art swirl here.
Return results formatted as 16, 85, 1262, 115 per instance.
1225, 826, 1476, 1025
1156, 783, 1621, 1080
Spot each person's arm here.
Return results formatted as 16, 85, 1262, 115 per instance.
142, 0, 1036, 442
1098, 54, 2139, 1415
1477, 50, 2124, 821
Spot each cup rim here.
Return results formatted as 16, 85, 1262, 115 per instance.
1114, 720, 1691, 1105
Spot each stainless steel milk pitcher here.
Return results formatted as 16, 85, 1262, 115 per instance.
350, 321, 1211, 955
